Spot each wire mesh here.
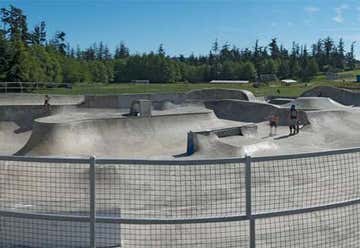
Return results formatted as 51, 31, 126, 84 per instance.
0, 159, 92, 247
0, 160, 90, 214
255, 203, 360, 248
100, 220, 249, 247
0, 149, 359, 247
251, 151, 360, 213
0, 215, 90, 248
95, 162, 246, 219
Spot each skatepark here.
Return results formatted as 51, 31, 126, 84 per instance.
1, 87, 360, 159
1, 86, 360, 247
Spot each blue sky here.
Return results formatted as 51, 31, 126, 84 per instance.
2, 0, 360, 57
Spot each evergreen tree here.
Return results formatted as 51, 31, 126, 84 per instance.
346, 42, 356, 70
269, 38, 280, 59
31, 21, 46, 45
158, 44, 165, 56
50, 31, 66, 54
323, 37, 334, 65
1, 5, 29, 43
114, 42, 129, 59
336, 38, 345, 69
212, 39, 219, 55
6, 41, 40, 81
0, 5, 359, 86
278, 60, 290, 79
241, 62, 257, 80
0, 31, 10, 80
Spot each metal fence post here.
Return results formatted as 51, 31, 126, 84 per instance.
245, 155, 255, 248
90, 156, 96, 248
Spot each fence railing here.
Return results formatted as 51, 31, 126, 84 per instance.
0, 82, 72, 93
0, 147, 360, 247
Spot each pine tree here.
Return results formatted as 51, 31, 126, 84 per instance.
114, 41, 129, 59
0, 31, 10, 80
50, 31, 66, 54
1, 5, 29, 43
212, 39, 219, 55
346, 42, 356, 70
269, 38, 280, 59
158, 44, 165, 56
31, 21, 46, 45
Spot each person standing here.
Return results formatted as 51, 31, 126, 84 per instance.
289, 104, 298, 135
268, 112, 279, 136
44, 95, 51, 111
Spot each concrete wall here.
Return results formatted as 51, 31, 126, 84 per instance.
0, 105, 51, 130
82, 93, 186, 108
81, 89, 256, 109
205, 100, 309, 126
301, 86, 360, 106
185, 88, 256, 101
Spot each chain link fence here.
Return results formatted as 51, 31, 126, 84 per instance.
0, 148, 359, 247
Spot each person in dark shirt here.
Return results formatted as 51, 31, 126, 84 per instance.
289, 104, 298, 135
44, 95, 50, 111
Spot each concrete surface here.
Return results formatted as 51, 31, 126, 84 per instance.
15, 106, 245, 158
1, 93, 359, 159
301, 86, 360, 106
281, 97, 350, 110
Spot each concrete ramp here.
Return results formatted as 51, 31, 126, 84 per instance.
187, 125, 258, 158
0, 105, 53, 155
301, 86, 360, 106
304, 110, 360, 148
0, 121, 31, 154
16, 109, 243, 158
205, 100, 309, 125
240, 109, 360, 157
282, 97, 350, 110
189, 133, 243, 157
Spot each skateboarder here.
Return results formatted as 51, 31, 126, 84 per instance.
289, 104, 298, 135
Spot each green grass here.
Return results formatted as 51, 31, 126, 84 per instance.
32, 73, 360, 97
33, 82, 310, 97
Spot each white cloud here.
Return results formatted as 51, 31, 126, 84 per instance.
333, 4, 349, 23
333, 14, 343, 23
305, 6, 320, 14
271, 22, 278, 27
287, 22, 294, 27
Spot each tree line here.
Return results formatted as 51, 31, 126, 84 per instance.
0, 5, 358, 84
